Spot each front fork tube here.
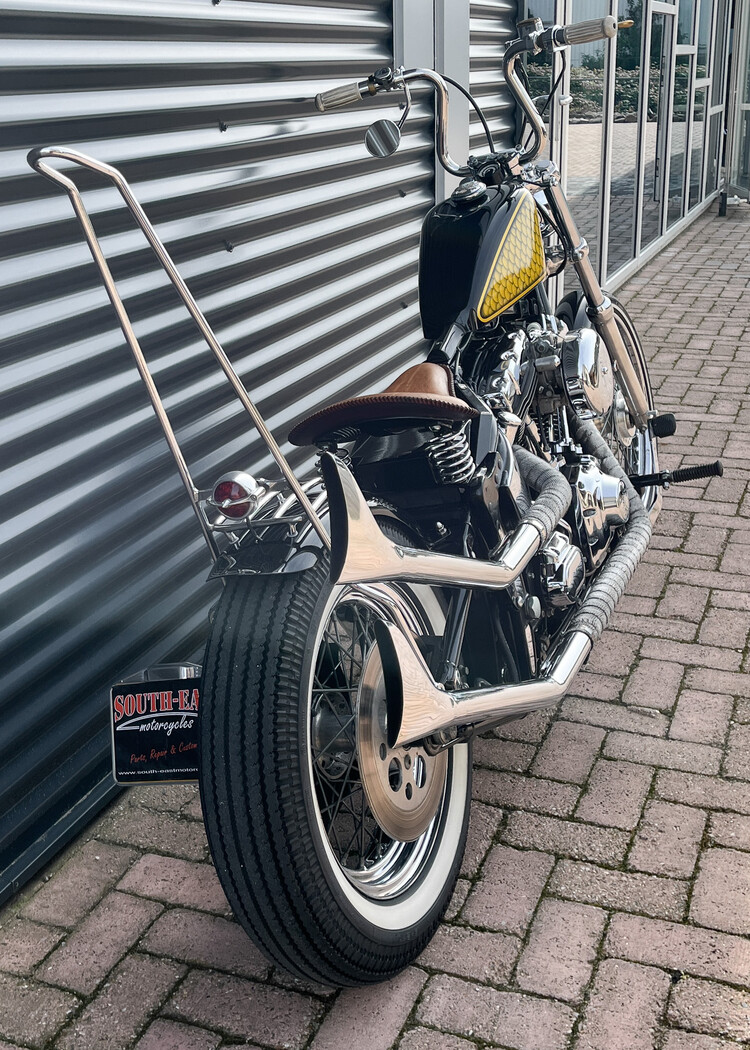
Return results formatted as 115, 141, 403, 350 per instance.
543, 180, 652, 429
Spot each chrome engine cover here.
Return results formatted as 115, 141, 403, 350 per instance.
562, 329, 614, 421
568, 456, 630, 570
541, 527, 585, 608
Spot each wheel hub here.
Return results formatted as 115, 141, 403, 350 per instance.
356, 643, 447, 842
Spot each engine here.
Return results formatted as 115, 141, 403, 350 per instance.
484, 321, 630, 594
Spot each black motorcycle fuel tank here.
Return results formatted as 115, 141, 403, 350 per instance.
419, 184, 546, 341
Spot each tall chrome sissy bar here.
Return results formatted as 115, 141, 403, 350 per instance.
27, 146, 331, 560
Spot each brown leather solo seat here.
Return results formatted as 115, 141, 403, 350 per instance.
288, 362, 478, 446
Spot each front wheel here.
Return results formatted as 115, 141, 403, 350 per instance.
198, 529, 472, 987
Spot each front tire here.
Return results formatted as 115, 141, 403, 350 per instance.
199, 528, 472, 987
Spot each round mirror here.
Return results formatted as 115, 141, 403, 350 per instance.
364, 119, 401, 158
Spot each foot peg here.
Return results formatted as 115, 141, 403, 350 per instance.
649, 413, 677, 438
630, 460, 723, 491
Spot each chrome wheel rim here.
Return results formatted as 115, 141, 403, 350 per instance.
308, 586, 449, 901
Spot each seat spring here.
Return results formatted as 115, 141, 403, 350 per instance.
425, 426, 475, 485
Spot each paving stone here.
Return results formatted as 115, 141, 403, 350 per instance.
575, 760, 653, 830
472, 770, 579, 817
668, 976, 750, 1041
128, 785, 199, 814
574, 959, 671, 1050
139, 909, 269, 979
622, 659, 685, 711
168, 970, 318, 1049
640, 637, 741, 671
22, 841, 136, 928
117, 854, 230, 914
134, 1019, 221, 1050
690, 847, 750, 935
604, 913, 750, 985
570, 671, 622, 701
472, 737, 535, 772
661, 1033, 740, 1050
628, 801, 707, 878
708, 810, 750, 851
669, 691, 733, 745
560, 697, 668, 736
515, 899, 605, 1003
548, 860, 688, 920
56, 953, 183, 1050
494, 709, 554, 743
311, 967, 426, 1050
502, 813, 630, 866
656, 769, 750, 814
444, 878, 470, 921
0, 919, 62, 975
699, 608, 750, 649
182, 796, 204, 822
460, 801, 503, 877
530, 721, 604, 784
41, 891, 161, 995
462, 845, 553, 934
416, 974, 576, 1050
684, 667, 750, 698
585, 631, 641, 677
399, 1029, 479, 1050
418, 926, 519, 985
98, 806, 207, 861
0, 973, 78, 1048
723, 722, 750, 780
656, 584, 710, 623
628, 562, 670, 598
603, 731, 722, 774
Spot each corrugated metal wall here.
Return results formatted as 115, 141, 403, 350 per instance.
0, 0, 439, 905
469, 0, 519, 152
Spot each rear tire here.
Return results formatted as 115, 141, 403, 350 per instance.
198, 524, 472, 987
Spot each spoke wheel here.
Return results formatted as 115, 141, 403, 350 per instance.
199, 521, 472, 986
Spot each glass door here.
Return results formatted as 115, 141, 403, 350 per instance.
640, 5, 676, 251
727, 0, 750, 197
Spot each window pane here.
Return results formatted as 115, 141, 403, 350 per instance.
677, 0, 695, 45
566, 4, 610, 276
667, 54, 690, 227
607, 0, 643, 278
711, 0, 730, 107
689, 86, 706, 208
706, 110, 722, 193
696, 0, 712, 74
641, 14, 667, 249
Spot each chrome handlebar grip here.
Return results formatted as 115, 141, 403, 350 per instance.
314, 80, 370, 112
560, 15, 617, 46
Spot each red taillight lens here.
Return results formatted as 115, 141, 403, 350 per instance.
213, 480, 251, 519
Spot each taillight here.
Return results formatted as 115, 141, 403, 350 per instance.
211, 472, 263, 519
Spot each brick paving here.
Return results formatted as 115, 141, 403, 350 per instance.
1, 200, 750, 1048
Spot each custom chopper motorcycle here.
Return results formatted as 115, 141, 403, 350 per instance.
29, 15, 723, 988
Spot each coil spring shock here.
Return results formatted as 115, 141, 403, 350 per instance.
425, 425, 475, 485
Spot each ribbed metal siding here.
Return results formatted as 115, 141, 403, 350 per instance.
0, 0, 434, 904
469, 0, 519, 153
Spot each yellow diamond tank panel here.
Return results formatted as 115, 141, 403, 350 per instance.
477, 190, 545, 323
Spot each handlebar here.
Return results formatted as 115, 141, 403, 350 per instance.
314, 16, 625, 172
315, 79, 372, 112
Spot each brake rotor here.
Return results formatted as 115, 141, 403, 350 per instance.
356, 642, 447, 842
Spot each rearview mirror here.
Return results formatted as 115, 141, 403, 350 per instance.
364, 119, 401, 158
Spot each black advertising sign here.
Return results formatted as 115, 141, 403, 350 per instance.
110, 675, 200, 784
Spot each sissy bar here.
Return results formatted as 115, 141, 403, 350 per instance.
27, 146, 331, 558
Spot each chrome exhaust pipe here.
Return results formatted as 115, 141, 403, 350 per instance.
374, 619, 592, 748
320, 452, 547, 590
